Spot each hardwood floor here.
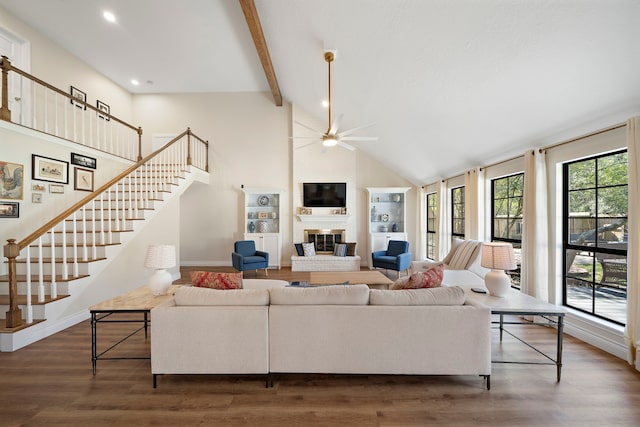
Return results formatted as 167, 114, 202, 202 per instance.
1, 267, 640, 426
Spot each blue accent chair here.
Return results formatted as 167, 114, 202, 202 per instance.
232, 240, 269, 276
372, 240, 412, 278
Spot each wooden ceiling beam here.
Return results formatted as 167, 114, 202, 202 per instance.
239, 0, 283, 107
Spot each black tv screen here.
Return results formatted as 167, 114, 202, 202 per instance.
303, 183, 346, 208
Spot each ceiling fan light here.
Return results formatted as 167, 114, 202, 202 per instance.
322, 135, 338, 147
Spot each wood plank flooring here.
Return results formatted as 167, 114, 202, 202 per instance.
1, 267, 640, 426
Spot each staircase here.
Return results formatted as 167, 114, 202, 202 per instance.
0, 129, 209, 351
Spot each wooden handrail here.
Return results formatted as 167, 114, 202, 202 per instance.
0, 56, 11, 121
15, 128, 191, 251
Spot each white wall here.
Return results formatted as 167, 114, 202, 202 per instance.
0, 6, 133, 122
133, 92, 291, 266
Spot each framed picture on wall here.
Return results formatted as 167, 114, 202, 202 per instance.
71, 153, 97, 169
32, 154, 69, 184
0, 160, 24, 200
74, 167, 94, 192
0, 202, 19, 218
49, 184, 65, 194
70, 86, 86, 109
96, 100, 110, 121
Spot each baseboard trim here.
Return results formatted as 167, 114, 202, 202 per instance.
564, 311, 628, 361
0, 310, 89, 352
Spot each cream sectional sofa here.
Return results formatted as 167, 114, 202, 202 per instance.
151, 279, 492, 389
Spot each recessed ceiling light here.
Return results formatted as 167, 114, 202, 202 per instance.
131, 79, 140, 86
321, 100, 329, 108
103, 11, 116, 23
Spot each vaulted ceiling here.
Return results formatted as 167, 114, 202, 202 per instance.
1, 0, 639, 185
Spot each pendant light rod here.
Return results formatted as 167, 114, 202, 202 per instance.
324, 51, 334, 134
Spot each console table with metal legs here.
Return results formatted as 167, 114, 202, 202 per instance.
89, 285, 179, 375
464, 286, 567, 382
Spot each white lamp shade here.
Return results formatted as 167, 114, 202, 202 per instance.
481, 242, 516, 270
144, 245, 176, 269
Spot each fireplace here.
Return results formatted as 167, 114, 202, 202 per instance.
304, 229, 346, 254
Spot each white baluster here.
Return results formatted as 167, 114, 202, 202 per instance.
25, 247, 33, 323
37, 237, 44, 302
99, 193, 106, 245
61, 217, 68, 280
91, 200, 97, 260
72, 211, 79, 277
50, 228, 57, 299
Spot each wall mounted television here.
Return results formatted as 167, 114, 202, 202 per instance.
303, 182, 347, 208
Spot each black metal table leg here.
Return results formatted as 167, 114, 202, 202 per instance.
557, 315, 564, 382
91, 312, 97, 375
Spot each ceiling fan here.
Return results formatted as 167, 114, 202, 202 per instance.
294, 51, 378, 151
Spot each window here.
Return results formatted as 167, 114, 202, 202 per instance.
491, 173, 524, 289
563, 150, 627, 325
451, 187, 465, 238
426, 192, 437, 259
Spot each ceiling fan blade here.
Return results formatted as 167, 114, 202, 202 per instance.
337, 123, 376, 138
289, 136, 321, 140
295, 140, 320, 150
337, 141, 356, 151
329, 113, 344, 135
340, 136, 379, 142
294, 120, 324, 135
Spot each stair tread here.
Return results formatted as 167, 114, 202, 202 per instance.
14, 257, 107, 263
0, 318, 46, 333
0, 274, 89, 283
0, 294, 69, 305
32, 243, 121, 248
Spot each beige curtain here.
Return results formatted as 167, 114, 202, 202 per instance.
626, 117, 640, 370
437, 180, 450, 260
521, 150, 549, 301
464, 168, 484, 240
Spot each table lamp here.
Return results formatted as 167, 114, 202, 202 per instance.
481, 242, 516, 297
144, 245, 176, 295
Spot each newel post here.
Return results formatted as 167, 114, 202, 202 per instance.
0, 55, 12, 122
4, 239, 23, 328
137, 127, 143, 161
186, 127, 192, 166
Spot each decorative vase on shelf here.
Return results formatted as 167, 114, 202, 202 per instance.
392, 223, 399, 232
371, 206, 377, 222
392, 194, 401, 202
257, 220, 269, 233
248, 221, 255, 233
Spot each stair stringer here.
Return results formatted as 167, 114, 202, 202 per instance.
0, 166, 209, 352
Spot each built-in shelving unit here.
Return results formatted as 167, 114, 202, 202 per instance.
366, 187, 410, 268
243, 188, 283, 269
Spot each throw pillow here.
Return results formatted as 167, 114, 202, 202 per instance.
391, 265, 444, 289
333, 243, 348, 257
448, 240, 481, 270
346, 242, 357, 256
190, 271, 243, 290
294, 243, 304, 256
302, 242, 316, 257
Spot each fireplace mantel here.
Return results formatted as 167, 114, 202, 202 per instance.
296, 214, 351, 222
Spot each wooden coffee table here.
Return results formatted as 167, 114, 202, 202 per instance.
306, 270, 394, 289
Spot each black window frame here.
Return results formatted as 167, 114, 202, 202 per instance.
451, 186, 465, 238
426, 192, 437, 260
562, 149, 628, 326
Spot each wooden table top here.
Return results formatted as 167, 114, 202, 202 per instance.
89, 285, 181, 312
462, 285, 567, 315
308, 270, 394, 286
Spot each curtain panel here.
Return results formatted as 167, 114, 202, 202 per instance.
626, 116, 640, 371
521, 150, 550, 302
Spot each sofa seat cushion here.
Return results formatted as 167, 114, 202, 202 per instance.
369, 286, 465, 306
174, 286, 269, 306
243, 255, 269, 265
269, 284, 370, 305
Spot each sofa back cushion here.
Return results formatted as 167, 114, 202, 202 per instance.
447, 240, 481, 270
174, 286, 269, 306
387, 240, 409, 256
369, 286, 465, 306
269, 284, 370, 305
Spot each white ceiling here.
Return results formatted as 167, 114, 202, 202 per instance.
1, 0, 639, 185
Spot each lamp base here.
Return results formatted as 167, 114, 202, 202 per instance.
484, 270, 511, 297
149, 269, 172, 296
